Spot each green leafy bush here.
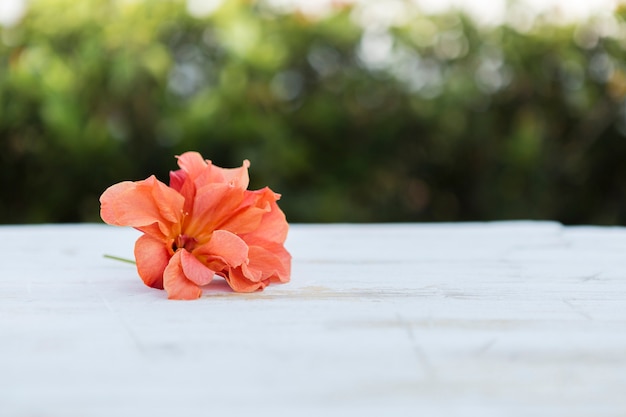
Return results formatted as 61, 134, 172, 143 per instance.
2, 0, 626, 223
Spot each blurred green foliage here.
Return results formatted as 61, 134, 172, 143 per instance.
2, 0, 626, 224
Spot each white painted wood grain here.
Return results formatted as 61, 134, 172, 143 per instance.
1, 222, 625, 416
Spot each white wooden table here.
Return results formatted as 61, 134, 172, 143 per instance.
1, 222, 625, 416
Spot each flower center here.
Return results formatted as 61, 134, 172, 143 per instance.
173, 234, 197, 253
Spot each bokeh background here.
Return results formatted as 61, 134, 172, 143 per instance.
2, 0, 626, 224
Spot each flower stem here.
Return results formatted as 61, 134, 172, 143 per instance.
104, 254, 136, 265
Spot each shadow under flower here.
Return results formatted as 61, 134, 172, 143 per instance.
200, 278, 236, 295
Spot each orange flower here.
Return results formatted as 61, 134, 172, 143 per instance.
100, 152, 291, 300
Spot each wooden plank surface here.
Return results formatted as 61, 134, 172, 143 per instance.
1, 222, 625, 416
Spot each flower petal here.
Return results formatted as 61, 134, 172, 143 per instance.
134, 234, 170, 289
221, 243, 289, 293
194, 230, 249, 268
175, 152, 250, 190
169, 170, 195, 215
237, 189, 289, 243
212, 159, 250, 190
175, 152, 226, 190
169, 169, 187, 193
223, 266, 268, 293
180, 249, 214, 286
259, 200, 289, 244
245, 244, 291, 283
100, 176, 184, 238
216, 187, 277, 236
184, 183, 245, 238
175, 151, 208, 181
163, 251, 202, 300
264, 243, 292, 284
